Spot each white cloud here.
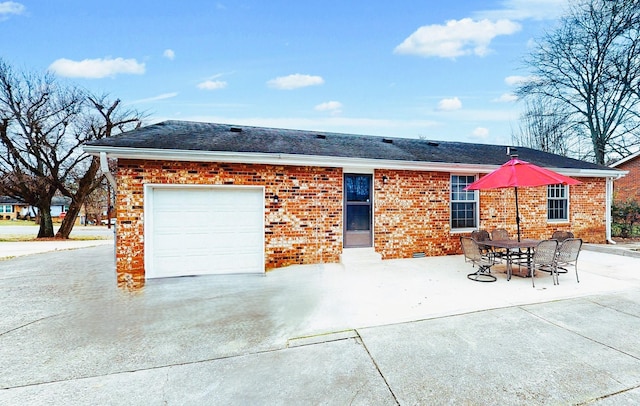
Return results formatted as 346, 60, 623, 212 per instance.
48, 57, 145, 78
163, 49, 175, 60
437, 97, 462, 111
315, 101, 343, 114
128, 92, 178, 105
474, 0, 569, 21
394, 18, 521, 58
267, 74, 324, 90
197, 80, 227, 90
493, 93, 518, 102
504, 75, 534, 86
0, 1, 24, 19
472, 127, 490, 138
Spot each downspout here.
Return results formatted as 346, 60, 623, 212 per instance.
100, 152, 117, 253
100, 152, 117, 189
606, 177, 615, 244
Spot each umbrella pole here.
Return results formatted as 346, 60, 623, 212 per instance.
515, 187, 521, 242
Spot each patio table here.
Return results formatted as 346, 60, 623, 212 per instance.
485, 239, 540, 281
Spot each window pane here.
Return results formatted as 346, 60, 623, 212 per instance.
346, 205, 371, 231
346, 176, 370, 202
452, 202, 477, 228
547, 184, 567, 220
451, 176, 477, 229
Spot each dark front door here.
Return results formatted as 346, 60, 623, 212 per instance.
344, 174, 372, 248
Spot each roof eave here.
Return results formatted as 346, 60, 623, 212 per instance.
83, 146, 620, 178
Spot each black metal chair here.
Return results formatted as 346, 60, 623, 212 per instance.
491, 228, 510, 241
471, 229, 492, 255
530, 239, 558, 288
491, 228, 513, 260
551, 230, 574, 242
555, 238, 582, 284
460, 236, 497, 282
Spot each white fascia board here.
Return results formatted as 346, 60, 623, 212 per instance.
82, 146, 619, 178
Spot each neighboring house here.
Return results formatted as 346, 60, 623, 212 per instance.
0, 196, 29, 221
610, 150, 640, 205
84, 120, 623, 290
0, 196, 78, 222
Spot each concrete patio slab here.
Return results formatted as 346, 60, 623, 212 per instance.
1, 243, 640, 404
1, 339, 397, 406
358, 304, 640, 405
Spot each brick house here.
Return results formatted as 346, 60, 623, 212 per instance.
83, 121, 623, 290
0, 196, 27, 220
0, 196, 79, 223
610, 151, 640, 204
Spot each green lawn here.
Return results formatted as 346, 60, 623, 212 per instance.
0, 220, 111, 241
0, 219, 37, 226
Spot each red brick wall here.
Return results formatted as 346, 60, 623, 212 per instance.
473, 177, 606, 244
115, 160, 342, 290
113, 160, 606, 290
374, 170, 459, 258
614, 157, 640, 204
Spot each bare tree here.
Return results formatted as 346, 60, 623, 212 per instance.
512, 96, 574, 156
0, 59, 143, 238
0, 60, 84, 237
54, 95, 142, 238
517, 0, 640, 165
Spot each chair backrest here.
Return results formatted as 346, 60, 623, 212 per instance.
533, 239, 558, 265
557, 238, 582, 262
551, 230, 574, 242
471, 229, 491, 242
460, 236, 482, 262
491, 228, 510, 241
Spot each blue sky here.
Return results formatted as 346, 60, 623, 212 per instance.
1, 0, 569, 145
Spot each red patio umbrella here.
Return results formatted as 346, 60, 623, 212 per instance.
464, 158, 581, 241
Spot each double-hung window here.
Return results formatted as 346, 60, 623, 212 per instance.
547, 184, 568, 221
0, 205, 12, 213
451, 175, 477, 229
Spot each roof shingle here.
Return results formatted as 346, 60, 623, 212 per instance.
85, 120, 611, 171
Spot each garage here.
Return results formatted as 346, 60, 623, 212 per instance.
145, 185, 265, 279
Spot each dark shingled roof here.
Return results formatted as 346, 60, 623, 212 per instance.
0, 196, 23, 204
86, 120, 611, 171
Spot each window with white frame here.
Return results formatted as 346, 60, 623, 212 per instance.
547, 184, 568, 221
0, 205, 12, 213
451, 175, 477, 229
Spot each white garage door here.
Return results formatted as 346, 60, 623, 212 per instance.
146, 186, 264, 279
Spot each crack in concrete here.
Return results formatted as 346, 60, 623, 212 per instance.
355, 330, 401, 406
0, 314, 58, 337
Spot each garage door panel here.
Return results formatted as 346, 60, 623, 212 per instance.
155, 233, 212, 251
147, 187, 264, 279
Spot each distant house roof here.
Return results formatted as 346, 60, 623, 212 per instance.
84, 120, 621, 177
0, 196, 70, 206
610, 150, 640, 168
0, 196, 24, 205
52, 196, 71, 206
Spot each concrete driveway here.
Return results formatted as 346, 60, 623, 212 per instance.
1, 244, 640, 405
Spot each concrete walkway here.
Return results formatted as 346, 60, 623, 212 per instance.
1, 244, 640, 404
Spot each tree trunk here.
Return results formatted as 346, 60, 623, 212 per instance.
56, 157, 103, 239
55, 199, 81, 239
37, 203, 54, 238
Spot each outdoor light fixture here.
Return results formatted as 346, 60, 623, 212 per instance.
382, 175, 389, 184
273, 195, 279, 204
